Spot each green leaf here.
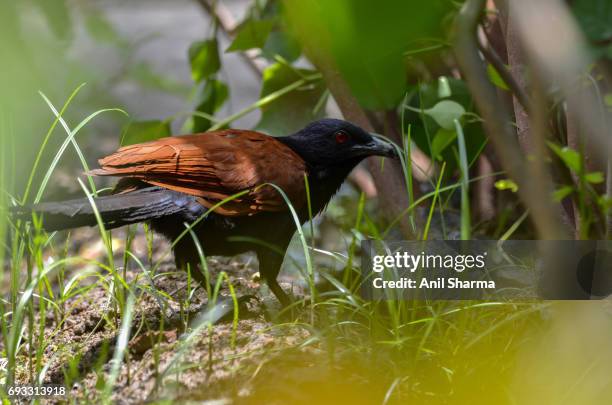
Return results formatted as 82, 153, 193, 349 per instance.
430, 128, 456, 160
424, 100, 465, 130
585, 171, 605, 184
553, 186, 574, 202
262, 30, 302, 62
256, 63, 326, 135
494, 179, 518, 193
192, 79, 229, 132
189, 39, 221, 82
283, 0, 453, 110
604, 93, 612, 107
404, 79, 486, 169
599, 196, 612, 211
226, 19, 274, 52
486, 64, 509, 90
547, 142, 582, 173
572, 0, 612, 42
120, 120, 171, 146
437, 76, 452, 98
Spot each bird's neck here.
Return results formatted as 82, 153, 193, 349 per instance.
306, 163, 357, 215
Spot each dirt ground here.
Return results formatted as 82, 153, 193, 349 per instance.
9, 225, 335, 404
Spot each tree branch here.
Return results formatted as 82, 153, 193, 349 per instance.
477, 25, 530, 111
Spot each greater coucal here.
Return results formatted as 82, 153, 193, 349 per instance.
15, 119, 395, 306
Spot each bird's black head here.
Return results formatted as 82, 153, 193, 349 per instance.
280, 119, 396, 170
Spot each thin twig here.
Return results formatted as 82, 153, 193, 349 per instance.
477, 25, 530, 110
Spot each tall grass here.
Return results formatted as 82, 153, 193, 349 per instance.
1, 87, 135, 395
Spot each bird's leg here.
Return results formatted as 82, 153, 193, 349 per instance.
267, 278, 292, 308
257, 250, 292, 308
172, 241, 214, 294
172, 257, 210, 294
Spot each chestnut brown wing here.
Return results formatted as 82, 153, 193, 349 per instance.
89, 130, 307, 216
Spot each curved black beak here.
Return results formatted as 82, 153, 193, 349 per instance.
352, 136, 397, 159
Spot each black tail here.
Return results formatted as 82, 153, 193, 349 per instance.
12, 187, 194, 232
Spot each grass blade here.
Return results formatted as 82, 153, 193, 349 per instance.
454, 119, 471, 240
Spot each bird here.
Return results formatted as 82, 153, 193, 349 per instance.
14, 119, 396, 306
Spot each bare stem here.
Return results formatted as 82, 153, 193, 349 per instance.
477, 25, 530, 111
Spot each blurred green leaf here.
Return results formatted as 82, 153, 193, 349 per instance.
120, 120, 171, 146
227, 19, 274, 52
85, 13, 124, 46
604, 93, 612, 107
430, 128, 456, 160
283, 0, 452, 109
32, 0, 72, 41
495, 179, 518, 193
585, 171, 604, 184
256, 63, 326, 135
604, 44, 612, 60
572, 0, 612, 42
192, 79, 229, 132
548, 142, 582, 173
486, 64, 509, 90
262, 30, 302, 62
553, 186, 574, 202
424, 100, 465, 130
130, 62, 189, 94
189, 39, 221, 82
599, 195, 612, 211
437, 76, 452, 98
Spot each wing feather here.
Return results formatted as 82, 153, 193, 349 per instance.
89, 130, 306, 216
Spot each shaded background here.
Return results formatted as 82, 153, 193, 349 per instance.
1, 0, 264, 198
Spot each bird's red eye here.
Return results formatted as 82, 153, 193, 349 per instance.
335, 130, 349, 144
